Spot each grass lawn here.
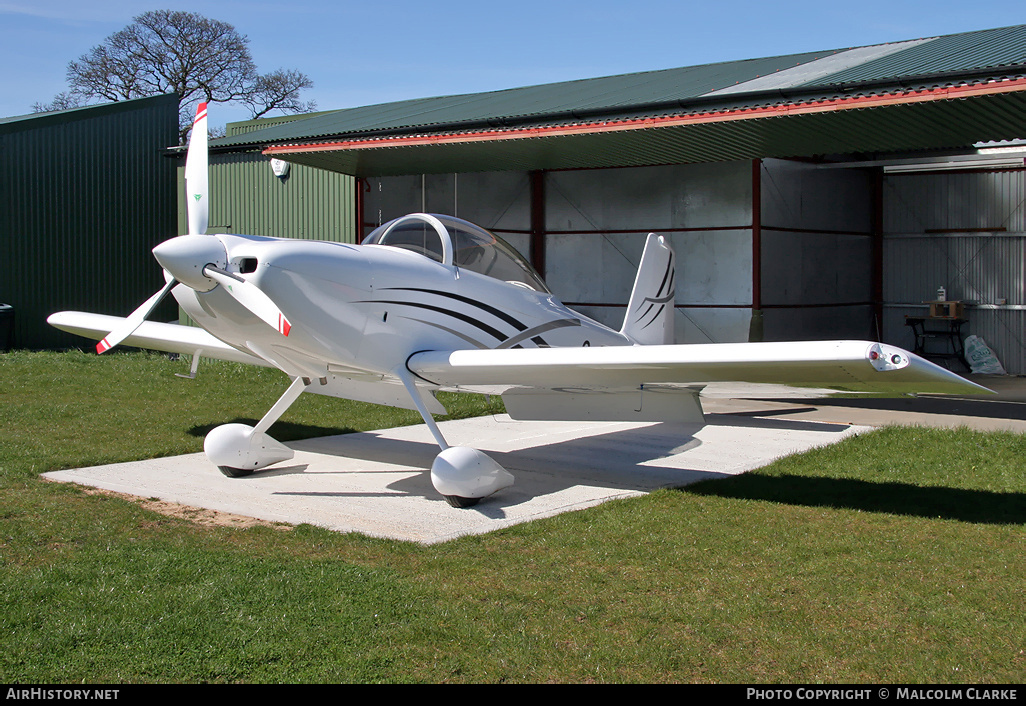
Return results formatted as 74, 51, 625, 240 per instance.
0, 350, 1023, 683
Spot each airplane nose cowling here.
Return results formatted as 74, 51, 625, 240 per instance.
153, 235, 228, 292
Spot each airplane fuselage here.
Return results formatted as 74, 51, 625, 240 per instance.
171, 233, 630, 382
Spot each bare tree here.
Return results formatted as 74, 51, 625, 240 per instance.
34, 10, 315, 141
244, 69, 317, 120
32, 92, 86, 113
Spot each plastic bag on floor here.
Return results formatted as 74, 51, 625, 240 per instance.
964, 335, 1007, 375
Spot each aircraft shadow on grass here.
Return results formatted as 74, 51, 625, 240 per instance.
798, 395, 1026, 422
682, 473, 1026, 525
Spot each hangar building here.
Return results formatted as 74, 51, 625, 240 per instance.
1, 95, 179, 349
205, 24, 1026, 372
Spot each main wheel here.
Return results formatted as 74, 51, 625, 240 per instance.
444, 495, 481, 508
218, 465, 254, 478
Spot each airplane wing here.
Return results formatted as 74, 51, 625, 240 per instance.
47, 310, 445, 413
407, 340, 991, 422
47, 311, 270, 367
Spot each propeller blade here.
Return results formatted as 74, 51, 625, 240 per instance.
96, 277, 177, 354
185, 102, 209, 236
203, 266, 292, 337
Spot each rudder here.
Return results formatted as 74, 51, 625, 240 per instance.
620, 233, 675, 345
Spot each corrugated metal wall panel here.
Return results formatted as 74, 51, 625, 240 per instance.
964, 308, 1026, 373
764, 305, 877, 342
884, 170, 1026, 233
884, 233, 1026, 305
364, 164, 757, 344
0, 95, 179, 349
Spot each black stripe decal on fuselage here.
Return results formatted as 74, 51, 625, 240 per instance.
365, 288, 581, 348
375, 287, 552, 346
497, 318, 580, 349
396, 316, 490, 349
382, 287, 530, 332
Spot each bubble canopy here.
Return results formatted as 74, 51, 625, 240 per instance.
363, 214, 550, 293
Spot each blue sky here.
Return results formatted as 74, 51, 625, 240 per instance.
2, 1, 1024, 128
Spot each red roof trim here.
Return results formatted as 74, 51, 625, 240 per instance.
263, 78, 1026, 156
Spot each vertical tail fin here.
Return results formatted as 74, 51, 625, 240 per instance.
620, 233, 676, 345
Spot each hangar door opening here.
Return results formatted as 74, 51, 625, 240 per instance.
363, 159, 880, 347
883, 167, 1026, 375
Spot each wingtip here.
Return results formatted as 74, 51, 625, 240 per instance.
904, 352, 995, 396
964, 378, 997, 395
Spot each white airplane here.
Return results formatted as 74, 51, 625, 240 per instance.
49, 103, 988, 507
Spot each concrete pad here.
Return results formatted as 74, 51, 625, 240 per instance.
43, 413, 866, 544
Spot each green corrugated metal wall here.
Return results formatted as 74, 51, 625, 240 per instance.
0, 94, 179, 349
178, 149, 356, 242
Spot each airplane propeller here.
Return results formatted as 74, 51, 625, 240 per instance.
95, 102, 291, 354
94, 102, 211, 354
164, 101, 293, 336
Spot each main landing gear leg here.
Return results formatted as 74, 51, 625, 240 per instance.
395, 366, 513, 508
204, 376, 310, 477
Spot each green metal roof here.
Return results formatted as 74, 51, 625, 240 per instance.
213, 50, 830, 147
819, 25, 1026, 83
224, 110, 335, 137
1, 94, 180, 134
214, 24, 1026, 176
